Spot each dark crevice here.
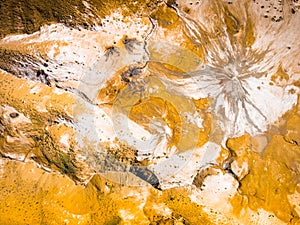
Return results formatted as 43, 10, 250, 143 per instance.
283, 136, 300, 146
54, 84, 95, 105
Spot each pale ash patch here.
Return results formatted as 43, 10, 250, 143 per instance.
60, 134, 70, 149
158, 3, 299, 139
183, 112, 203, 128
168, 62, 298, 138
288, 190, 300, 217
150, 142, 222, 189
